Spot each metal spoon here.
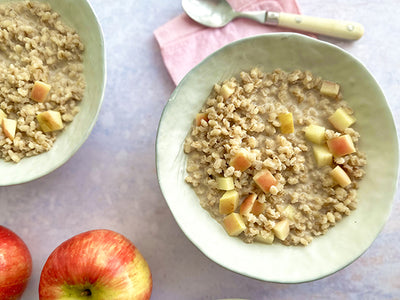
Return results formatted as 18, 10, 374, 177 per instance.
182, 0, 364, 40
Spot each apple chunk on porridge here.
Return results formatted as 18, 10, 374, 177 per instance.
184, 68, 366, 246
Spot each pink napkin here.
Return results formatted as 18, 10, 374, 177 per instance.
154, 0, 310, 85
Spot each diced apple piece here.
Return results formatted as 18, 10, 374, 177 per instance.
273, 219, 290, 241
2, 118, 17, 140
275, 204, 285, 214
37, 110, 64, 132
304, 124, 326, 144
282, 205, 296, 225
0, 109, 6, 123
278, 112, 294, 134
331, 165, 351, 187
195, 113, 208, 126
219, 190, 239, 215
216, 176, 234, 190
255, 231, 275, 244
230, 149, 252, 172
223, 213, 246, 236
251, 201, 266, 216
31, 81, 51, 102
239, 194, 257, 216
313, 145, 333, 167
327, 135, 355, 157
253, 170, 277, 193
220, 83, 235, 99
320, 80, 340, 98
328, 108, 356, 132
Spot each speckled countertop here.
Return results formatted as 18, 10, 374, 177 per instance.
1, 0, 399, 299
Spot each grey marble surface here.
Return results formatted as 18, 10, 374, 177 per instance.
1, 0, 399, 299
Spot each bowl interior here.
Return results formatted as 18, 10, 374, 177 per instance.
0, 0, 106, 186
156, 33, 399, 283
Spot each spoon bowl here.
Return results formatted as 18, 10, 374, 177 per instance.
182, 0, 237, 28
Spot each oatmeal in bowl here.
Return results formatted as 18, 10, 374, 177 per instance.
156, 33, 398, 282
0, 0, 105, 185
0, 1, 85, 163
183, 68, 366, 246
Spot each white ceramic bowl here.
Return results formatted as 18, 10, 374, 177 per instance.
156, 33, 399, 283
0, 0, 106, 186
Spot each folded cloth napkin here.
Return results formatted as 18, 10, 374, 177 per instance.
154, 0, 310, 85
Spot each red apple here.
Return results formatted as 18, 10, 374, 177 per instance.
195, 113, 208, 126
327, 134, 356, 157
239, 193, 257, 216
0, 226, 32, 300
253, 169, 278, 193
30, 80, 51, 102
39, 229, 152, 300
251, 201, 267, 216
229, 150, 252, 172
2, 118, 17, 141
331, 165, 352, 187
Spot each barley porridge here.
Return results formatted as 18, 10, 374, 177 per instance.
184, 68, 366, 246
0, 1, 85, 163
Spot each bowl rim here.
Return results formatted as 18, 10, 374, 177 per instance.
42, 0, 108, 183
156, 32, 399, 283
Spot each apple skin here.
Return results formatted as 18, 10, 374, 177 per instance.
253, 170, 277, 193
0, 226, 32, 300
39, 229, 152, 300
327, 135, 355, 157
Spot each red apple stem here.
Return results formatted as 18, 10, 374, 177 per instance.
81, 289, 92, 297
